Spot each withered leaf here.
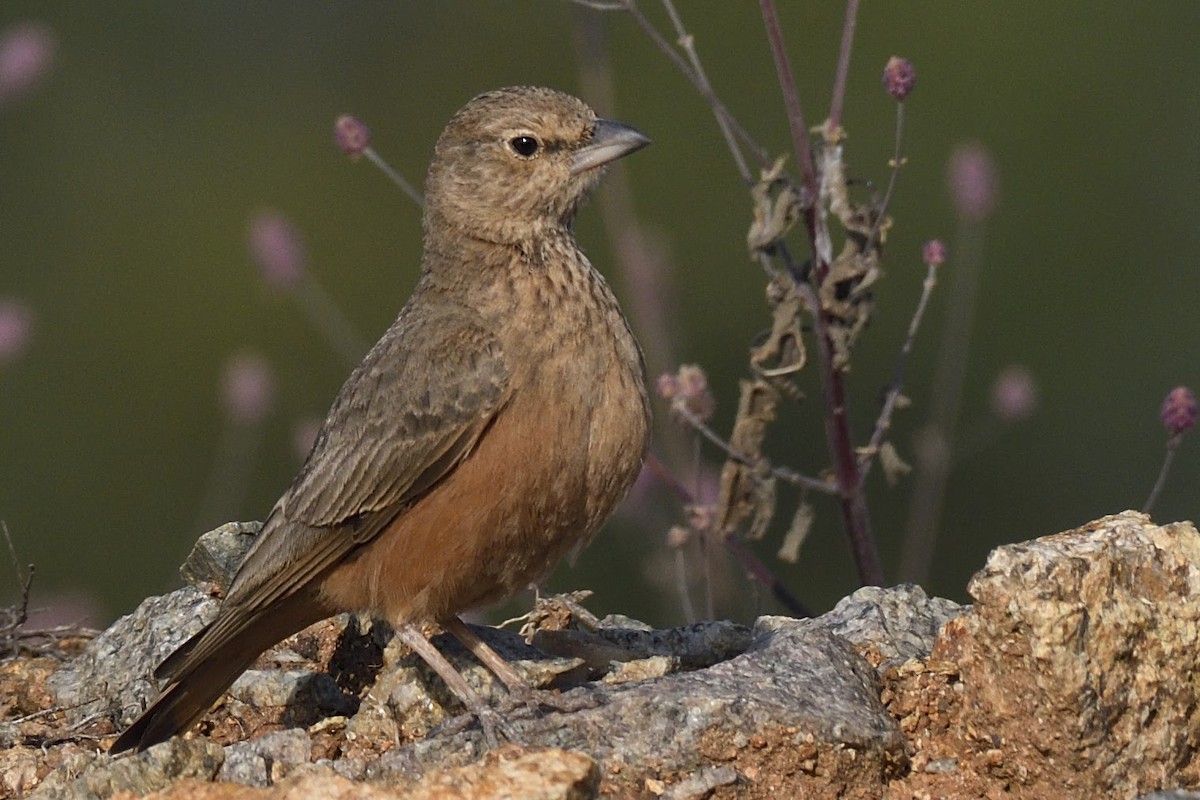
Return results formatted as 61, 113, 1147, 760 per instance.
747, 156, 803, 256
777, 499, 815, 564
878, 440, 912, 487
751, 276, 806, 377
715, 380, 779, 539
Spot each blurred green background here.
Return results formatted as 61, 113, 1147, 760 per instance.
1, 3, 1197, 629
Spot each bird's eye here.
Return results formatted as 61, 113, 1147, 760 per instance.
509, 135, 540, 158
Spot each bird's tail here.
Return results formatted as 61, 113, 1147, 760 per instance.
111, 594, 328, 754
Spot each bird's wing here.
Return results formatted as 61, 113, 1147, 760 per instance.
222, 305, 511, 611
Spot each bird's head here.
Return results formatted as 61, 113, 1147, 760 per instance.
423, 86, 649, 248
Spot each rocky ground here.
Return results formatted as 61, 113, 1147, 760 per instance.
3, 511, 1200, 799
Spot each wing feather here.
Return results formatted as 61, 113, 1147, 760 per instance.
222, 303, 510, 611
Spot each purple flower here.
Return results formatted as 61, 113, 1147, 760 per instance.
990, 366, 1038, 422
248, 211, 306, 290
334, 115, 372, 160
947, 142, 998, 222
922, 240, 947, 267
1161, 386, 1197, 437
0, 299, 34, 361
0, 22, 56, 107
222, 351, 275, 424
882, 56, 916, 102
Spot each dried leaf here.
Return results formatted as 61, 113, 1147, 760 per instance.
879, 440, 912, 487
747, 156, 803, 256
777, 500, 815, 564
715, 380, 779, 539
751, 276, 806, 376
746, 471, 776, 542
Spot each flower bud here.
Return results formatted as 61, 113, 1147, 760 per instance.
0, 298, 33, 361
248, 211, 306, 290
1160, 386, 1197, 437
922, 239, 947, 267
947, 142, 998, 222
334, 114, 371, 160
222, 352, 274, 424
882, 56, 916, 101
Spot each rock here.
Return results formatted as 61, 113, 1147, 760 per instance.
368, 617, 905, 795
533, 618, 752, 671
931, 510, 1200, 798
18, 512, 1200, 797
29, 737, 224, 799
217, 728, 312, 787
48, 586, 218, 728
819, 583, 964, 670
178, 521, 260, 592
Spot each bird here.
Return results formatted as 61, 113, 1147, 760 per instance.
111, 86, 652, 753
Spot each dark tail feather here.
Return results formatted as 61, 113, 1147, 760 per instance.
111, 642, 259, 753
111, 595, 328, 754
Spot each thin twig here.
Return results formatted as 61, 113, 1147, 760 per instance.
723, 536, 812, 618
1142, 436, 1181, 514
293, 277, 369, 368
864, 102, 906, 253
363, 147, 424, 209
568, 0, 627, 9
1, 521, 35, 657
900, 218, 988, 584
828, 0, 860, 130
670, 405, 835, 494
859, 258, 939, 481
617, 0, 773, 171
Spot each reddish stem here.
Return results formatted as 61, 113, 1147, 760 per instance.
828, 0, 860, 129
759, 1, 882, 586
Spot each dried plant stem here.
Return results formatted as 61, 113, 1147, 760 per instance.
723, 536, 812, 618
2, 521, 43, 658
758, 0, 817, 199
363, 147, 424, 209
797, 280, 883, 586
865, 102, 906, 252
901, 220, 987, 583
758, 0, 881, 586
828, 0, 860, 129
1142, 436, 1181, 514
860, 258, 939, 481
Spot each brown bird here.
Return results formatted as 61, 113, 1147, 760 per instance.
112, 86, 651, 753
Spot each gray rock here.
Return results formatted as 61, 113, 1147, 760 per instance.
217, 728, 312, 787
29, 737, 223, 799
371, 617, 903, 782
47, 586, 217, 727
818, 583, 965, 669
178, 520, 260, 591
226, 668, 358, 726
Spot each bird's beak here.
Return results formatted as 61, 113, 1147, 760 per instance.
570, 119, 651, 175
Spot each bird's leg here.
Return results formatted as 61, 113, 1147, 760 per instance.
443, 616, 602, 716
442, 616, 530, 696
393, 622, 506, 747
